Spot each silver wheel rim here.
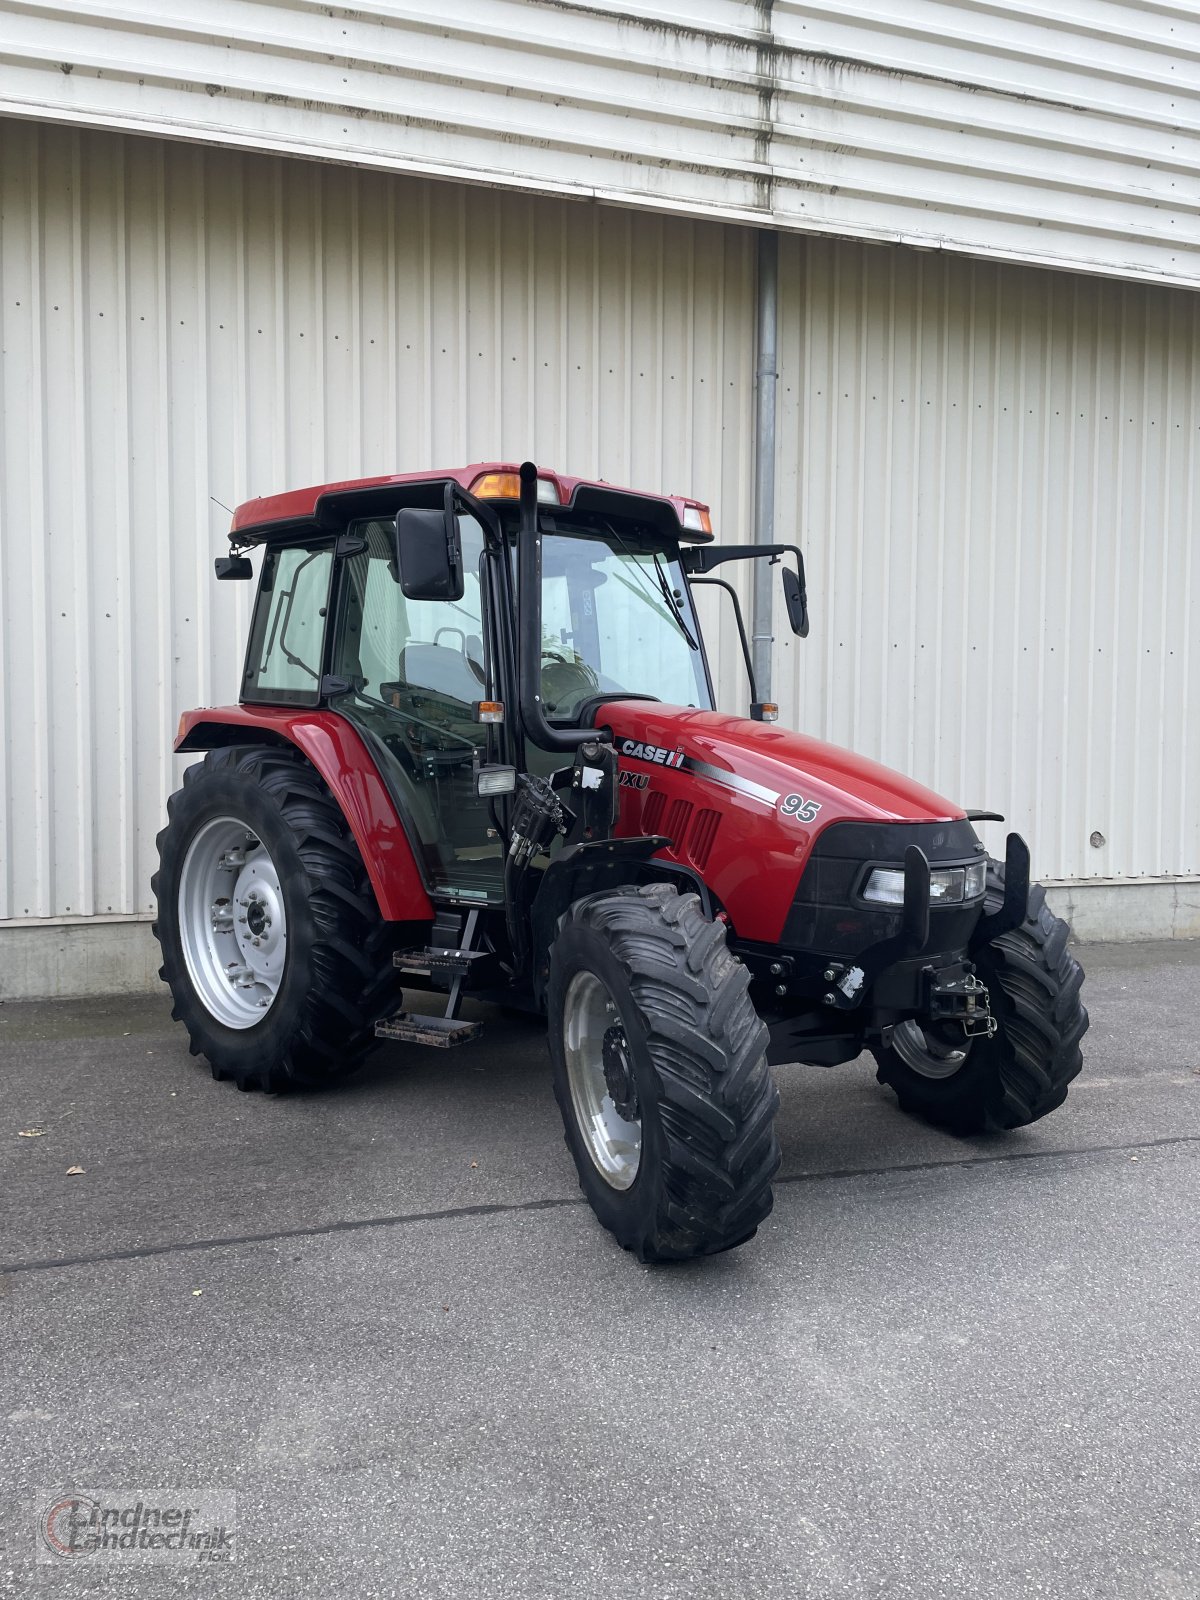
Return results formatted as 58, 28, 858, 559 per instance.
892, 1019, 969, 1080
177, 815, 287, 1029
563, 971, 642, 1190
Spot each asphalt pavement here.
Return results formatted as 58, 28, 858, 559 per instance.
2, 940, 1199, 1598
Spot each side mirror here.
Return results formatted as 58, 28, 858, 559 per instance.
782, 562, 809, 638
215, 555, 253, 580
393, 503, 464, 601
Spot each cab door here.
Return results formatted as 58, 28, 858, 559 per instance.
327, 513, 503, 903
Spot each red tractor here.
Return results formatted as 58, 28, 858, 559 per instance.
154, 461, 1088, 1261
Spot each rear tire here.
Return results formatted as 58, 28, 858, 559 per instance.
153, 745, 404, 1092
548, 883, 781, 1262
872, 861, 1088, 1133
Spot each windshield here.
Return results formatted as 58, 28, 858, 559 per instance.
539, 526, 712, 721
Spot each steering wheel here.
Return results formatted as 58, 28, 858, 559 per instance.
541, 648, 600, 713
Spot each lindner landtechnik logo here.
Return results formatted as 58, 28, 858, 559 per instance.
37, 1492, 237, 1563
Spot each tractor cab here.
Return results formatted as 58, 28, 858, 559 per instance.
226, 462, 803, 906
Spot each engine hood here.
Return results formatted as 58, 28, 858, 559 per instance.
602, 703, 962, 824
599, 701, 964, 945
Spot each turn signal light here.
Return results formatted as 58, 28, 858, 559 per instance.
681, 505, 713, 534
473, 701, 505, 724
469, 471, 561, 504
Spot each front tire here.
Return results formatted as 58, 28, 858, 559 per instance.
153, 745, 403, 1092
548, 883, 781, 1262
872, 862, 1088, 1133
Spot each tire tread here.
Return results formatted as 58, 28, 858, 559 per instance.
555, 882, 780, 1261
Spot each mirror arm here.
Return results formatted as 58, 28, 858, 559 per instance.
683, 541, 808, 638
689, 576, 759, 703
682, 541, 801, 574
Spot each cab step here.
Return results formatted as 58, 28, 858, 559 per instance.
394, 946, 494, 983
375, 1012, 482, 1048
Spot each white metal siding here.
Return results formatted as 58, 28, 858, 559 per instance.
0, 120, 1197, 934
774, 234, 1200, 882
0, 119, 756, 921
0, 0, 1197, 289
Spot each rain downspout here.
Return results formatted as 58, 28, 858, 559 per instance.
751, 227, 779, 700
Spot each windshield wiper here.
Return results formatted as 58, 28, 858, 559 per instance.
599, 518, 699, 651
651, 551, 699, 651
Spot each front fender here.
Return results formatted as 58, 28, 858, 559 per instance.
176, 705, 433, 923
528, 836, 718, 1004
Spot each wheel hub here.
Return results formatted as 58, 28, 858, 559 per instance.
601, 1024, 639, 1121
891, 1019, 970, 1080
233, 864, 285, 985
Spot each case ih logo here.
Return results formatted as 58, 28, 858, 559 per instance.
619, 739, 686, 770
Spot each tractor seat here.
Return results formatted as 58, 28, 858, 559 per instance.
400, 642, 482, 705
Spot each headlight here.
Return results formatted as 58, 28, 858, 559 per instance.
861, 868, 907, 905
474, 765, 517, 796
862, 860, 988, 906
964, 859, 987, 900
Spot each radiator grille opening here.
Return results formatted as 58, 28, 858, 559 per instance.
664, 798, 693, 852
687, 807, 721, 869
643, 789, 666, 835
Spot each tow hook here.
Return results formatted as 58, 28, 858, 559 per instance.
927, 963, 997, 1040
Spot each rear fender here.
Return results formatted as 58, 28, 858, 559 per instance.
175, 705, 434, 924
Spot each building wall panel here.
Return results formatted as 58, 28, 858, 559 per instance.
0, 0, 1197, 288
0, 118, 1197, 948
0, 119, 755, 922
774, 235, 1200, 883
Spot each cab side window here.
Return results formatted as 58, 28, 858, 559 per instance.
335, 519, 487, 710
243, 544, 333, 705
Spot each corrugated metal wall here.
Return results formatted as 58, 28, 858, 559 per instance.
1, 0, 1197, 289
0, 119, 756, 922
773, 235, 1200, 883
1, 118, 1197, 937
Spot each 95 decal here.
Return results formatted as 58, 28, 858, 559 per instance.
779, 793, 821, 822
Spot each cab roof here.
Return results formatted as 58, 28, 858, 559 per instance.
229, 462, 715, 545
